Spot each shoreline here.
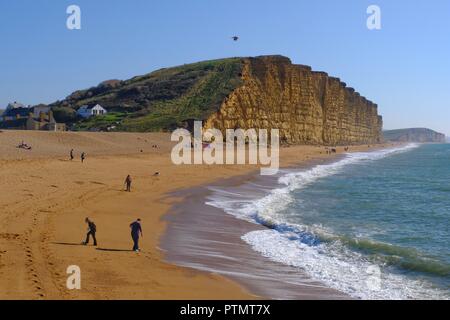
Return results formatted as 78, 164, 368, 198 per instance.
0, 130, 395, 299
161, 161, 350, 299
160, 146, 401, 300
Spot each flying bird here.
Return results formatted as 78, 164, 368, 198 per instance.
231, 36, 239, 41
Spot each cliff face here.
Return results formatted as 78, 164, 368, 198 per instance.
205, 56, 382, 145
383, 128, 446, 143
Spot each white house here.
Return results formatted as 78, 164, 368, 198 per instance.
77, 104, 107, 118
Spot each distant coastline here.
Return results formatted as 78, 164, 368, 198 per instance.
383, 128, 446, 143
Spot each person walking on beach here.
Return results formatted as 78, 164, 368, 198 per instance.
83, 217, 97, 246
70, 149, 74, 161
130, 219, 143, 252
124, 175, 132, 192
81, 152, 86, 163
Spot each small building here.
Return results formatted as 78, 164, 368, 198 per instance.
77, 104, 107, 118
0, 107, 66, 131
1, 107, 31, 121
26, 111, 66, 131
1, 102, 36, 121
180, 118, 201, 133
33, 104, 51, 118
0, 118, 28, 130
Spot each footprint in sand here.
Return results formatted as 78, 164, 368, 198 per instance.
90, 181, 106, 185
0, 233, 20, 240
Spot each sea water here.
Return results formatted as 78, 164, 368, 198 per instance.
206, 144, 450, 299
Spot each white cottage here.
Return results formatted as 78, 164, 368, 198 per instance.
77, 104, 107, 118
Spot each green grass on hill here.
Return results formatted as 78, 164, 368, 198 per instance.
53, 58, 244, 132
120, 58, 244, 131
73, 112, 128, 131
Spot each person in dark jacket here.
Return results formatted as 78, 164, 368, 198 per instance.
83, 217, 97, 246
81, 152, 86, 163
124, 175, 132, 192
130, 219, 143, 252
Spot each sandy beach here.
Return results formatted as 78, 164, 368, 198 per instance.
0, 130, 391, 299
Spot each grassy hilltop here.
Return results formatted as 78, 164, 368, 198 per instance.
49, 58, 244, 131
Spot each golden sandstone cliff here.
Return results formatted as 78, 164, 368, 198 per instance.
205, 56, 383, 145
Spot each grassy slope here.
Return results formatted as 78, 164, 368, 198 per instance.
121, 58, 243, 131
54, 58, 244, 132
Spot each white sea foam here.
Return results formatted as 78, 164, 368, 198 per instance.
206, 143, 449, 299
207, 143, 420, 227
242, 229, 446, 300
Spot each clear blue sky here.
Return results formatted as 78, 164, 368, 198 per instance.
1, 0, 449, 134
